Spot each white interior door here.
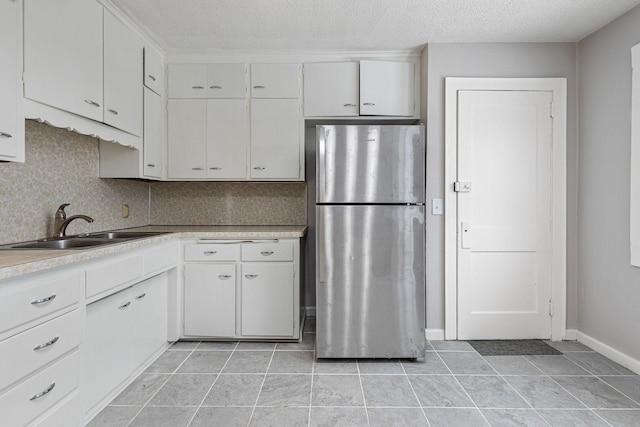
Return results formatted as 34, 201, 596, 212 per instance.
457, 90, 553, 340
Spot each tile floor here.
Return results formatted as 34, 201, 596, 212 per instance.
89, 320, 640, 426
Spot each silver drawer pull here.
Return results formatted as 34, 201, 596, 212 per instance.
343, 103, 357, 107
147, 164, 156, 168
84, 99, 100, 107
0, 132, 12, 138
118, 301, 131, 310
253, 166, 265, 170
148, 75, 157, 82
260, 251, 274, 256
253, 85, 265, 89
209, 85, 222, 89
192, 167, 204, 171
135, 293, 146, 300
363, 102, 375, 106
107, 108, 118, 115
218, 274, 232, 280
192, 85, 205, 90
244, 274, 258, 279
33, 336, 59, 351
30, 383, 55, 401
31, 294, 56, 305
209, 167, 222, 170
204, 250, 218, 255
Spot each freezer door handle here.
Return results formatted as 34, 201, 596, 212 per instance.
317, 208, 326, 284
317, 129, 326, 202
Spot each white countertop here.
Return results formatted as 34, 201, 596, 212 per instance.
0, 225, 307, 281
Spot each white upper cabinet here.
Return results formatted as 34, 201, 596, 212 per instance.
359, 60, 414, 116
24, 0, 104, 122
144, 47, 164, 96
0, 0, 24, 162
143, 88, 165, 179
167, 99, 207, 178
167, 64, 207, 98
103, 11, 143, 136
207, 64, 247, 98
251, 64, 300, 98
303, 59, 416, 117
303, 62, 359, 117
207, 99, 248, 179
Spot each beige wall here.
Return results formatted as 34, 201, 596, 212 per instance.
0, 121, 307, 246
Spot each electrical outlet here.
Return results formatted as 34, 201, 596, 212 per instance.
122, 204, 130, 218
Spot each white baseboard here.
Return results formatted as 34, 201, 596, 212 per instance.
425, 329, 445, 341
564, 329, 578, 341
577, 331, 640, 375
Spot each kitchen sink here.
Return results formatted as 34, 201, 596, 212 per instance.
0, 231, 169, 250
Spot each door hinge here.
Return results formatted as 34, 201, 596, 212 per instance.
453, 182, 471, 192
548, 299, 554, 317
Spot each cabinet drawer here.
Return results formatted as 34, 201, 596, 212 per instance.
0, 351, 79, 427
32, 391, 80, 427
0, 309, 82, 392
0, 272, 83, 338
144, 243, 179, 275
241, 243, 293, 262
86, 255, 144, 299
184, 243, 239, 261
251, 64, 300, 98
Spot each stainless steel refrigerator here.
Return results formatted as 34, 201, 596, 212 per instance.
315, 124, 426, 359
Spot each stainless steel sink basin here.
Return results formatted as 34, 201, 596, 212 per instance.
8, 238, 111, 249
86, 231, 167, 239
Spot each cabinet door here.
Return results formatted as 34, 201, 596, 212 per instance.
359, 60, 414, 116
251, 64, 300, 98
167, 99, 207, 178
184, 264, 236, 337
207, 99, 248, 179
144, 47, 164, 96
103, 11, 143, 136
241, 263, 294, 337
303, 62, 359, 117
24, 0, 103, 121
168, 64, 207, 98
83, 291, 135, 414
0, 0, 23, 162
144, 88, 165, 179
250, 99, 301, 179
130, 274, 168, 369
207, 64, 247, 98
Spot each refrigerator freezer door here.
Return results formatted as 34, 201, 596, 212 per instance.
317, 125, 425, 204
316, 205, 426, 358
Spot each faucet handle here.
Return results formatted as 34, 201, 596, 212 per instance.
55, 203, 70, 220
57, 203, 70, 211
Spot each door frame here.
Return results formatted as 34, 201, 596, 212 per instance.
444, 78, 567, 341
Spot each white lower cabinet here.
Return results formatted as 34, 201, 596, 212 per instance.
183, 239, 301, 340
83, 272, 169, 416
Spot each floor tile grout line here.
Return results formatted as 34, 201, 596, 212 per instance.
184, 341, 238, 427
401, 356, 432, 427
308, 344, 316, 427
354, 359, 371, 426
125, 343, 200, 427
596, 377, 640, 408
246, 347, 276, 426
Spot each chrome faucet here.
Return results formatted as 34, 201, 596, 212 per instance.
54, 203, 94, 237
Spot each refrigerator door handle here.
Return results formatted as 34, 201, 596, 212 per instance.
317, 128, 326, 202
317, 208, 326, 284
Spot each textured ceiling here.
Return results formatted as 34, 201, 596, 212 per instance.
109, 0, 640, 53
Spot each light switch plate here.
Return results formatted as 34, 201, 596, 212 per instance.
432, 198, 443, 215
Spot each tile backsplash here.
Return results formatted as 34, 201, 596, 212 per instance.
0, 121, 307, 246
0, 121, 149, 245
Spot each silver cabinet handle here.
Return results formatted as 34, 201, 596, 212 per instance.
0, 132, 12, 138
31, 294, 56, 305
343, 103, 357, 107
84, 99, 100, 107
135, 293, 146, 300
148, 75, 157, 82
209, 85, 222, 89
204, 250, 218, 255
192, 167, 204, 171
209, 167, 222, 170
147, 164, 156, 168
33, 336, 59, 351
363, 102, 375, 106
253, 166, 265, 170
260, 251, 274, 256
218, 274, 232, 280
244, 274, 258, 279
118, 301, 131, 310
107, 109, 118, 115
253, 85, 265, 89
30, 383, 55, 401
192, 85, 205, 90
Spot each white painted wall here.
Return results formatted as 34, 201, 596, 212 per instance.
577, 6, 640, 361
425, 43, 579, 332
